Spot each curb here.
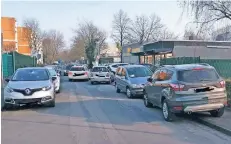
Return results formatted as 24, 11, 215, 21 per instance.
194, 117, 231, 136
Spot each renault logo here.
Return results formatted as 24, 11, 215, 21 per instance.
25, 88, 31, 95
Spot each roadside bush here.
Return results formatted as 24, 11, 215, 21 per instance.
226, 80, 231, 107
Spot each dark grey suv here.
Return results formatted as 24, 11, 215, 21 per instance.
143, 64, 227, 121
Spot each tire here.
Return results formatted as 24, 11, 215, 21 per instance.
56, 89, 60, 93
47, 99, 55, 107
126, 87, 133, 99
143, 92, 152, 108
162, 99, 175, 122
91, 81, 94, 85
116, 83, 120, 93
210, 107, 225, 117
69, 79, 72, 82
3, 104, 13, 110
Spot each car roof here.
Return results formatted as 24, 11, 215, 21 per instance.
110, 63, 128, 66
160, 64, 214, 71
121, 65, 145, 68
17, 67, 47, 71
93, 66, 107, 68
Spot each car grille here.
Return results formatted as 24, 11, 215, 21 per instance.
14, 98, 42, 104
13, 88, 43, 96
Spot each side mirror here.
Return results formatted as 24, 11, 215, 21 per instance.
5, 78, 10, 83
147, 77, 153, 83
52, 77, 57, 81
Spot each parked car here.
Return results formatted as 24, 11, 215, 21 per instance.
68, 65, 90, 81
64, 64, 74, 76
143, 64, 227, 121
46, 67, 61, 93
115, 65, 153, 98
3, 67, 56, 109
90, 66, 113, 84
108, 63, 129, 74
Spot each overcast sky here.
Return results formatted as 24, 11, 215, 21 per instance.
2, 0, 192, 47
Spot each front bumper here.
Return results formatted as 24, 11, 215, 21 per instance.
4, 89, 54, 105
131, 88, 144, 95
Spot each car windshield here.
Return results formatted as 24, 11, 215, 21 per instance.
70, 67, 85, 71
127, 67, 153, 78
178, 68, 219, 83
12, 69, 49, 81
48, 69, 57, 76
66, 65, 74, 70
92, 67, 109, 72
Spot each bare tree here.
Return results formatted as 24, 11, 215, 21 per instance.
23, 18, 42, 55
157, 27, 178, 40
69, 36, 86, 61
180, 1, 231, 31
73, 20, 107, 68
42, 30, 65, 64
211, 24, 231, 41
111, 9, 131, 62
129, 14, 164, 43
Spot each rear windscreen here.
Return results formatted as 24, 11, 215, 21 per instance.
177, 68, 219, 83
70, 67, 85, 71
92, 67, 108, 72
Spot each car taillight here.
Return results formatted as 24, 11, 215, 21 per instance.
106, 73, 109, 77
68, 72, 72, 75
84, 72, 88, 75
169, 83, 185, 91
219, 80, 226, 88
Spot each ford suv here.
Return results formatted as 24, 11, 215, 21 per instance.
143, 64, 227, 121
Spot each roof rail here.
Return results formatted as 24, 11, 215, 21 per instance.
199, 63, 210, 66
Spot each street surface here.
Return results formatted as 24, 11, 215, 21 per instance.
2, 77, 231, 144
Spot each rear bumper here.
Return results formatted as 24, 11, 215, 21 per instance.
90, 77, 110, 82
184, 103, 225, 112
69, 75, 89, 79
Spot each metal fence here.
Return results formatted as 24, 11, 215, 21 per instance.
160, 57, 231, 106
2, 51, 37, 78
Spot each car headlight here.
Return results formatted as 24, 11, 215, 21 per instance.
42, 85, 52, 91
5, 86, 14, 93
131, 84, 144, 88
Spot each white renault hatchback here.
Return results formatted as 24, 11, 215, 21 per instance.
68, 65, 90, 81
3, 67, 56, 109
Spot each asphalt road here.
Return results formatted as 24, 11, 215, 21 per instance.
2, 76, 231, 144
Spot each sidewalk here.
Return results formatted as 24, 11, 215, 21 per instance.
194, 108, 231, 136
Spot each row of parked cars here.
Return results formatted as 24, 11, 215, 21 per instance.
66, 62, 228, 121
3, 65, 62, 109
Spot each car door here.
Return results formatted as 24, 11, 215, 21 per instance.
151, 68, 173, 107
120, 68, 129, 92
115, 67, 122, 88
146, 70, 160, 105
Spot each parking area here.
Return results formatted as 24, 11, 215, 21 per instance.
2, 76, 231, 144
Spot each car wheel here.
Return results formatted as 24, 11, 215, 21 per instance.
143, 92, 152, 108
47, 99, 55, 107
116, 83, 120, 93
126, 87, 133, 99
69, 79, 72, 82
56, 89, 60, 93
210, 107, 225, 117
162, 99, 175, 122
91, 81, 94, 85
3, 104, 13, 110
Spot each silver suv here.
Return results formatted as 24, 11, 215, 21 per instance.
143, 64, 227, 121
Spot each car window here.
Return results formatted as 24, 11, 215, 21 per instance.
12, 69, 49, 81
177, 68, 219, 83
92, 67, 109, 72
112, 64, 118, 68
152, 70, 160, 80
70, 67, 85, 71
126, 67, 152, 78
158, 69, 173, 81
116, 67, 121, 76
121, 68, 126, 76
48, 69, 57, 76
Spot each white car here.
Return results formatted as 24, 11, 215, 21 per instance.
46, 67, 61, 93
68, 65, 90, 81
108, 63, 129, 74
4, 67, 56, 109
90, 66, 112, 84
